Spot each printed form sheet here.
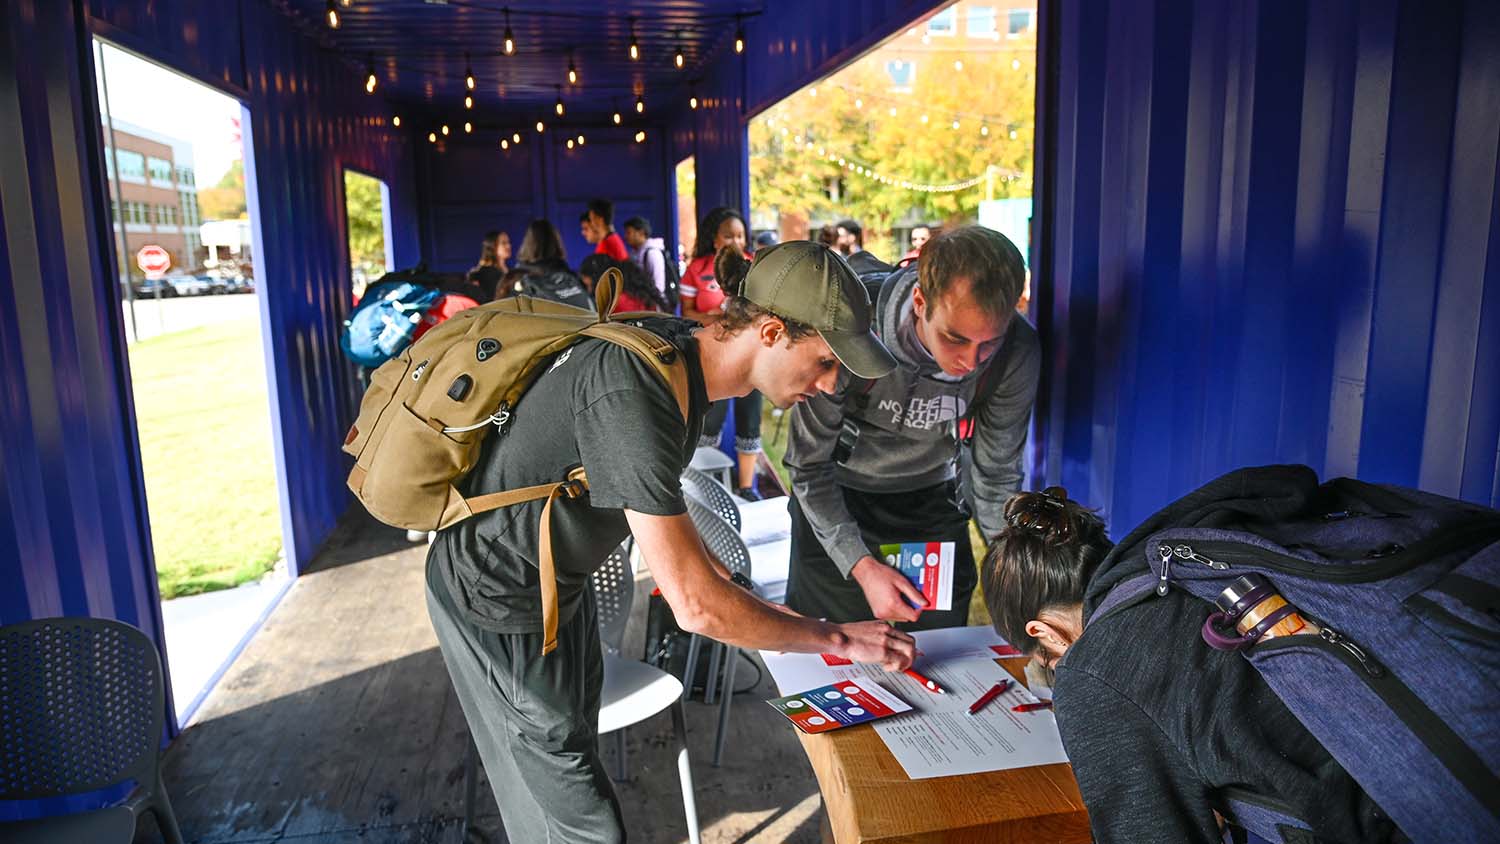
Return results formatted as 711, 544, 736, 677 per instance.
761, 626, 1069, 779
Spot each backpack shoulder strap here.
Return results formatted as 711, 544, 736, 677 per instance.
580, 322, 691, 424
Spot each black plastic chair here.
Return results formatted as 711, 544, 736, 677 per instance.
0, 617, 184, 844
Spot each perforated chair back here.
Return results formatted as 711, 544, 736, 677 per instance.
589, 541, 635, 655
0, 617, 165, 801
680, 467, 741, 532
686, 498, 752, 583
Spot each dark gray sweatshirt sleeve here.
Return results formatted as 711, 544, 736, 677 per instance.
967, 319, 1040, 541
783, 375, 873, 578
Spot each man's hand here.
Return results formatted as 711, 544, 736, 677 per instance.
833, 621, 916, 671
850, 556, 927, 623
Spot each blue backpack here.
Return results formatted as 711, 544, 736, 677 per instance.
1091, 465, 1500, 844
340, 281, 443, 368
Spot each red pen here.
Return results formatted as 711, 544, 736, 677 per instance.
966, 680, 1011, 716
1012, 700, 1054, 712
903, 667, 947, 694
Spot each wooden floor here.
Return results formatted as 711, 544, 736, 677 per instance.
139, 510, 824, 844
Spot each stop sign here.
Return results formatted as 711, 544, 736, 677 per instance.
136, 245, 171, 278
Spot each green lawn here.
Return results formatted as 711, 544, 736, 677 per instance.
758, 401, 992, 627
127, 320, 282, 599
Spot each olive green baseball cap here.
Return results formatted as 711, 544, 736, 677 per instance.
741, 241, 897, 379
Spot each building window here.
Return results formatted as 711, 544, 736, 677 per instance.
148, 156, 174, 184
969, 7, 997, 37
884, 59, 915, 88
926, 7, 956, 36
176, 165, 195, 186
116, 150, 145, 180
1007, 9, 1034, 36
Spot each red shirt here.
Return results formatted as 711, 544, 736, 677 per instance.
595, 231, 630, 262
680, 251, 750, 314
612, 288, 658, 314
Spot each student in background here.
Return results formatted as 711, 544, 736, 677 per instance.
753, 230, 780, 255
467, 230, 511, 302
981, 487, 1404, 844
622, 216, 670, 299
903, 224, 931, 261
835, 219, 867, 258
681, 208, 763, 499
514, 219, 592, 310
579, 254, 670, 314
583, 197, 630, 261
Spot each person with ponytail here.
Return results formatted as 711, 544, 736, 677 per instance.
981, 486, 1402, 844
683, 207, 765, 499
467, 230, 512, 302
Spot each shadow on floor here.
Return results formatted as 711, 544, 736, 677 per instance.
140, 507, 822, 844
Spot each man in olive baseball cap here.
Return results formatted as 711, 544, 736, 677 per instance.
741, 240, 897, 379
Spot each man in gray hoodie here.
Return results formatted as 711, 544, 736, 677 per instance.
783, 225, 1040, 627
622, 216, 670, 299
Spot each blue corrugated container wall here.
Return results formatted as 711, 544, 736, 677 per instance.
0, 0, 420, 756
1033, 0, 1500, 534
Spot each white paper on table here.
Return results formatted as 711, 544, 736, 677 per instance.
758, 628, 1068, 780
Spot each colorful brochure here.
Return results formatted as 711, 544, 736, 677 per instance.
766, 680, 912, 734
879, 540, 956, 611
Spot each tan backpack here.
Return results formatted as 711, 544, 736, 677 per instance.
342, 269, 689, 653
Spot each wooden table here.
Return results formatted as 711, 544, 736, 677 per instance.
797, 659, 1092, 844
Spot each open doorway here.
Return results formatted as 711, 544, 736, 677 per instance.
675, 156, 697, 274
748, 1, 1036, 307
344, 168, 393, 302
94, 39, 289, 726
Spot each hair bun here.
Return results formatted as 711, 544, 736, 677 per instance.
1004, 487, 1082, 543
714, 245, 751, 297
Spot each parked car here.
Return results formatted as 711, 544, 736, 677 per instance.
132, 277, 177, 298
166, 274, 213, 296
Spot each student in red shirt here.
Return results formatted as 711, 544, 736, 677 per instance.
582, 197, 630, 262
681, 208, 765, 499
578, 254, 671, 314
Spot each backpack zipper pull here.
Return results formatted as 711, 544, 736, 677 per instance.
1156, 544, 1174, 596
1320, 626, 1384, 677
1173, 544, 1230, 570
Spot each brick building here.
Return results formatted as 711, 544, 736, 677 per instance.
102, 118, 202, 279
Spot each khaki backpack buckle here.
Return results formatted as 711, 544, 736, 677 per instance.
560, 479, 587, 499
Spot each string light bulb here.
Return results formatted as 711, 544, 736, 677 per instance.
441, 124, 449, 136
635, 130, 646, 144
535, 120, 544, 133
325, 0, 339, 29
464, 94, 473, 109
465, 53, 475, 91
628, 18, 640, 60
364, 56, 377, 94
554, 87, 565, 117
512, 132, 521, 143
735, 17, 745, 53
567, 50, 578, 85
501, 139, 510, 150
567, 139, 575, 149
689, 83, 699, 109
464, 121, 472, 133
577, 134, 585, 146
674, 31, 685, 68
340, 0, 352, 6
612, 100, 622, 125
980, 123, 989, 136
393, 115, 401, 127
427, 131, 436, 143
635, 94, 645, 113
503, 8, 515, 55
954, 59, 964, 71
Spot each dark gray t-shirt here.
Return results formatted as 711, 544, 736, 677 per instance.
429, 318, 707, 633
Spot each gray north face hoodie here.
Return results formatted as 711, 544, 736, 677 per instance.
783, 265, 1041, 577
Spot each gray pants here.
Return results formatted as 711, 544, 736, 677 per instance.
427, 560, 625, 843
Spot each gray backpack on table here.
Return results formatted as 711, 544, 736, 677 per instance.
1091, 465, 1500, 844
